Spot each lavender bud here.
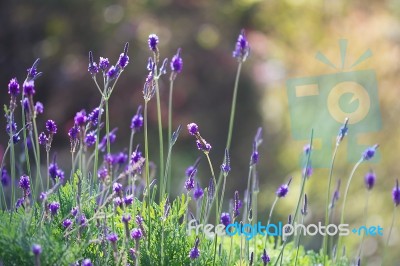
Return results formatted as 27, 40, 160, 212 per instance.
68, 125, 80, 141
232, 29, 250, 62
99, 57, 110, 71
337, 118, 349, 144
261, 249, 270, 265
19, 175, 30, 191
184, 176, 195, 192
23, 80, 35, 96
1, 168, 10, 187
38, 132, 48, 146
189, 237, 200, 260
81, 259, 92, 266
124, 195, 133, 205
88, 51, 98, 76
45, 120, 57, 134
221, 149, 231, 174
364, 170, 376, 190
362, 144, 378, 161
85, 132, 97, 147
276, 177, 292, 198
48, 201, 60, 215
113, 182, 123, 193
62, 219, 73, 229
249, 251, 254, 266
196, 140, 212, 153
117, 43, 129, 69
130, 228, 143, 239
88, 107, 103, 126
106, 233, 119, 243
35, 102, 44, 114
220, 212, 231, 227
148, 34, 159, 52
193, 182, 204, 200
393, 179, 400, 206
170, 48, 183, 74
131, 105, 144, 131
122, 214, 131, 223
74, 110, 87, 126
106, 65, 118, 80
187, 123, 199, 136
32, 244, 42, 255
233, 191, 240, 218
8, 78, 20, 96
27, 59, 42, 80
301, 194, 308, 216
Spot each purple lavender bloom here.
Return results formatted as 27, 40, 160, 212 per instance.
27, 59, 42, 80
45, 120, 57, 134
12, 134, 20, 144
136, 215, 144, 226
220, 212, 231, 227
62, 219, 73, 229
113, 197, 122, 207
251, 151, 259, 165
301, 194, 308, 216
261, 249, 270, 265
81, 258, 92, 266
148, 34, 159, 51
221, 149, 231, 174
107, 233, 119, 243
117, 43, 129, 69
196, 140, 212, 153
124, 195, 134, 205
48, 201, 60, 215
107, 65, 118, 80
6, 122, 17, 135
130, 228, 143, 239
122, 214, 131, 223
88, 107, 103, 126
276, 178, 292, 198
16, 197, 25, 209
393, 179, 400, 206
23, 80, 35, 96
1, 168, 10, 187
99, 57, 110, 71
187, 123, 199, 136
99, 128, 118, 152
8, 78, 20, 96
39, 192, 47, 201
337, 118, 349, 144
116, 152, 128, 164
362, 145, 378, 161
364, 170, 376, 190
22, 98, 30, 112
48, 162, 59, 180
88, 51, 98, 76
79, 214, 87, 227
71, 207, 78, 216
85, 132, 97, 147
32, 244, 42, 255
233, 191, 241, 218
303, 166, 313, 178
189, 238, 200, 260
74, 110, 87, 126
35, 102, 44, 114
19, 175, 30, 191
113, 182, 123, 193
303, 144, 311, 155
193, 183, 204, 200
131, 106, 144, 131
104, 153, 115, 165
131, 148, 143, 164
38, 132, 48, 146
68, 125, 80, 141
232, 29, 250, 62
185, 166, 196, 178
184, 176, 195, 192
129, 248, 136, 260
170, 48, 183, 74
98, 167, 108, 181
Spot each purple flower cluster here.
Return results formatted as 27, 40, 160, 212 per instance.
232, 29, 250, 62
48, 201, 60, 215
220, 212, 231, 227
131, 105, 144, 132
364, 170, 376, 190
189, 238, 200, 260
276, 177, 292, 198
393, 179, 400, 206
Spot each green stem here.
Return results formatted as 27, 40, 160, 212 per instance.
155, 81, 164, 195
323, 144, 339, 262
31, 110, 43, 191
357, 190, 370, 259
9, 114, 16, 208
46, 151, 50, 191
264, 197, 278, 248
144, 101, 151, 249
167, 79, 175, 196
383, 207, 397, 264
337, 158, 363, 251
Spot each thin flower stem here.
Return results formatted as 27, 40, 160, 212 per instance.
383, 207, 397, 264
167, 79, 175, 194
46, 151, 50, 191
243, 165, 253, 223
92, 90, 105, 183
105, 99, 111, 156
337, 158, 363, 251
9, 112, 17, 208
155, 83, 164, 191
264, 197, 278, 248
294, 213, 305, 265
323, 144, 339, 262
144, 101, 151, 249
225, 62, 242, 152
357, 190, 370, 259
31, 110, 43, 191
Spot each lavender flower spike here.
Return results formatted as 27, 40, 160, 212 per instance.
189, 237, 200, 260
170, 48, 183, 74
232, 29, 250, 62
117, 42, 129, 69
32, 244, 42, 255
393, 179, 400, 206
88, 51, 98, 76
19, 175, 30, 191
362, 144, 379, 161
220, 212, 231, 227
221, 149, 231, 174
8, 78, 20, 96
131, 105, 144, 131
148, 34, 159, 52
261, 249, 270, 265
337, 118, 349, 144
233, 191, 240, 218
364, 170, 376, 190
45, 120, 57, 134
276, 177, 292, 198
187, 123, 199, 136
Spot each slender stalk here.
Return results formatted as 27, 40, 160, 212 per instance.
243, 165, 253, 223
9, 115, 16, 208
105, 99, 111, 156
143, 101, 151, 249
357, 190, 370, 259
337, 158, 363, 251
383, 207, 397, 264
323, 144, 339, 262
46, 151, 50, 191
294, 214, 305, 265
31, 110, 43, 191
167, 79, 175, 194
155, 84, 164, 192
264, 197, 278, 248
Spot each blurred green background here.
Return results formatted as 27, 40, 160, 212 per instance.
1, 0, 400, 264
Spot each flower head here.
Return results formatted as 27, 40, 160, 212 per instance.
131, 106, 144, 131
122, 214, 131, 223
362, 144, 378, 161
184, 176, 195, 192
193, 182, 204, 200
393, 179, 400, 206
68, 125, 80, 141
99, 57, 110, 71
32, 244, 42, 256
62, 219, 73, 229
276, 177, 292, 198
261, 249, 270, 265
84, 132, 96, 147
130, 228, 143, 240
117, 43, 129, 69
107, 233, 119, 243
74, 110, 87, 126
196, 140, 212, 153
23, 80, 35, 96
124, 195, 134, 205
170, 48, 183, 74
189, 237, 200, 260
113, 182, 123, 193
364, 170, 376, 190
81, 259, 92, 266
1, 168, 10, 187
35, 102, 44, 114
45, 120, 57, 134
148, 34, 159, 51
19, 175, 30, 191
8, 78, 20, 96
38, 132, 48, 146
48, 201, 60, 215
337, 118, 349, 144
107, 65, 118, 80
187, 123, 199, 136
232, 29, 250, 62
220, 212, 231, 227
88, 107, 103, 126
221, 149, 231, 174
88, 51, 98, 76
233, 191, 241, 218
27, 59, 42, 80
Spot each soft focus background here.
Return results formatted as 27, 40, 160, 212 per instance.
1, 0, 400, 264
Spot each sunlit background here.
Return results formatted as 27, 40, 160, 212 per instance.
1, 0, 400, 264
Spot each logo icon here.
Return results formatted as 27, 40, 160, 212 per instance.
287, 40, 382, 167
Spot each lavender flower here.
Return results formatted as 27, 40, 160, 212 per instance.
62, 219, 73, 229
35, 102, 44, 114
184, 176, 195, 192
99, 128, 117, 152
79, 214, 87, 227
113, 182, 123, 193
393, 179, 400, 206
232, 29, 250, 62
124, 195, 133, 205
221, 149, 231, 174
99, 57, 110, 71
261, 249, 270, 265
362, 144, 378, 161
88, 107, 103, 126
8, 78, 20, 96
122, 214, 131, 223
170, 48, 183, 74
250, 128, 263, 165
107, 65, 118, 80
15, 197, 25, 209
187, 123, 199, 136
276, 177, 292, 198
196, 140, 212, 153
301, 194, 308, 216
130, 228, 143, 239
148, 34, 159, 51
1, 168, 10, 187
107, 233, 119, 243
38, 132, 48, 146
39, 192, 47, 201
27, 59, 42, 80
337, 118, 349, 144
193, 182, 204, 200
113, 197, 122, 207
85, 132, 97, 147
32, 244, 42, 255
117, 43, 129, 69
23, 80, 35, 96
129, 248, 136, 260
364, 170, 376, 190
45, 120, 57, 134
48, 201, 60, 215
88, 51, 98, 76
233, 191, 241, 218
303, 144, 311, 155
208, 178, 215, 202
116, 152, 128, 164
303, 166, 313, 178
131, 106, 144, 131
189, 237, 200, 260
48, 162, 63, 180
19, 175, 30, 191
71, 207, 78, 216
220, 212, 231, 227
81, 259, 92, 266
98, 167, 108, 181
74, 110, 87, 126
